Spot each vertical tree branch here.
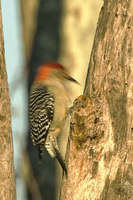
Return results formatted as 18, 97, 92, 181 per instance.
0, 4, 16, 200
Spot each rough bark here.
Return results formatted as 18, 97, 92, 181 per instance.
0, 5, 16, 200
60, 0, 133, 200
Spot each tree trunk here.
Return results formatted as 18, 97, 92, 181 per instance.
20, 0, 39, 61
60, 0, 133, 200
59, 0, 102, 94
0, 4, 16, 200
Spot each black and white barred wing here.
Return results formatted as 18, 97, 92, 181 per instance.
29, 87, 54, 147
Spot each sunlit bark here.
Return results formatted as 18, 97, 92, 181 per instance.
0, 4, 16, 200
60, 1, 133, 199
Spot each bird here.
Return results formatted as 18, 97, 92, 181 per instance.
29, 62, 78, 175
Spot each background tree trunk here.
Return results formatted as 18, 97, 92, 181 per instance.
59, 0, 102, 94
0, 4, 16, 200
60, 0, 133, 200
23, 1, 62, 199
20, 0, 39, 61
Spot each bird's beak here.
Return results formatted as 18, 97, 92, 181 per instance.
63, 72, 79, 84
66, 75, 79, 84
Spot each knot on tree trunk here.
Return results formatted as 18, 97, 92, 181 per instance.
70, 95, 105, 150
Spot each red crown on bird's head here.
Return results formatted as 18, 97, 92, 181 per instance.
35, 62, 65, 82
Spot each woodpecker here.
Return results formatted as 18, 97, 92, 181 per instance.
29, 62, 78, 175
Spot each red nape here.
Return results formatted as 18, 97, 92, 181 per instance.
35, 62, 64, 82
